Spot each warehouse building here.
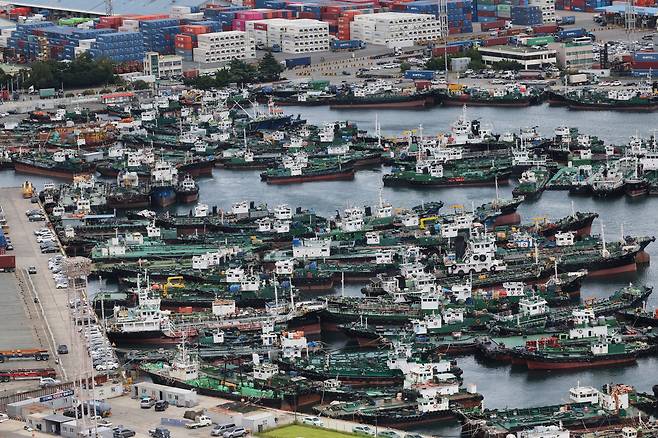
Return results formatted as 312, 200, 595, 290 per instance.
132, 381, 199, 407
192, 31, 256, 64
549, 41, 594, 70
143, 52, 183, 78
246, 19, 329, 54
478, 45, 557, 69
349, 12, 442, 48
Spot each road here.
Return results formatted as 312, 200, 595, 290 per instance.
0, 187, 85, 382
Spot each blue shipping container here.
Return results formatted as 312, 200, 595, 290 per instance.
404, 70, 435, 80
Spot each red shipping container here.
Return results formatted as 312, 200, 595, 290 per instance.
484, 36, 509, 46
631, 62, 658, 69
183, 69, 199, 78
254, 22, 268, 30
415, 80, 431, 90
433, 45, 460, 56
532, 24, 558, 34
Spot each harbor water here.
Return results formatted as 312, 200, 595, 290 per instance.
2, 103, 658, 435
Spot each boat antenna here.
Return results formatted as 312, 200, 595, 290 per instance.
494, 175, 499, 201
341, 271, 345, 298
601, 221, 609, 257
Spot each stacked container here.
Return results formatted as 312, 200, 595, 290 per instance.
338, 10, 363, 40
89, 32, 145, 63
511, 5, 542, 25
139, 18, 181, 54
631, 52, 658, 77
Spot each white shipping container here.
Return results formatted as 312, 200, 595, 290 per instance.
183, 12, 204, 20
122, 19, 139, 31
1, 28, 16, 36
171, 5, 192, 14
0, 36, 8, 48
78, 39, 96, 49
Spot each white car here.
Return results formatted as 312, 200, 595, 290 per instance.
56, 282, 68, 289
353, 425, 376, 436
301, 416, 324, 427
0, 413, 9, 423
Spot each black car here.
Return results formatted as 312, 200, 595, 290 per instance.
154, 400, 169, 411
57, 344, 69, 354
149, 427, 171, 438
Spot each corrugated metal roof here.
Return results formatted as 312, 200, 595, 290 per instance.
9, 0, 206, 16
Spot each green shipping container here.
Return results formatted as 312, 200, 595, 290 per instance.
309, 80, 330, 91
39, 88, 56, 98
524, 36, 555, 46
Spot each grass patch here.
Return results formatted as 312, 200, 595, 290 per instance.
261, 424, 358, 438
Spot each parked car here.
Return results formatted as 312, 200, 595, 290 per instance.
223, 428, 247, 438
28, 266, 37, 274
353, 425, 376, 436
154, 400, 168, 411
57, 344, 69, 354
302, 416, 324, 427
211, 424, 236, 436
140, 397, 156, 409
113, 427, 136, 438
148, 427, 171, 438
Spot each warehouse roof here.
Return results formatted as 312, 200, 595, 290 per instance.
596, 4, 658, 16
9, 0, 206, 16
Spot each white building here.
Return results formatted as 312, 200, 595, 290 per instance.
548, 42, 595, 70
193, 31, 256, 64
528, 0, 557, 23
246, 19, 329, 54
143, 52, 183, 79
477, 45, 556, 70
350, 12, 443, 48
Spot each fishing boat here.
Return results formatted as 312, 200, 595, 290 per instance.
175, 174, 199, 204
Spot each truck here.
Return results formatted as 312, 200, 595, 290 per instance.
568, 73, 588, 84
38, 88, 56, 99
330, 39, 365, 51
480, 20, 507, 32
186, 415, 213, 429
0, 349, 50, 362
271, 44, 282, 52
404, 69, 436, 80
556, 28, 586, 41
558, 15, 576, 25
0, 368, 56, 382
285, 56, 311, 69
0, 255, 15, 272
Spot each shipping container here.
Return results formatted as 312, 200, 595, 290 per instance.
404, 69, 436, 80
39, 88, 55, 98
330, 39, 365, 50
523, 36, 555, 45
531, 24, 558, 34
558, 15, 576, 25
480, 20, 506, 31
285, 56, 311, 68
0, 255, 15, 271
556, 27, 586, 40
633, 52, 658, 62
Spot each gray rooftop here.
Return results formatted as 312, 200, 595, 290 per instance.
9, 0, 206, 16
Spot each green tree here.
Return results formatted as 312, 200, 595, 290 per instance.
228, 58, 257, 84
258, 52, 284, 81
131, 80, 150, 90
492, 60, 523, 71
399, 61, 411, 73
